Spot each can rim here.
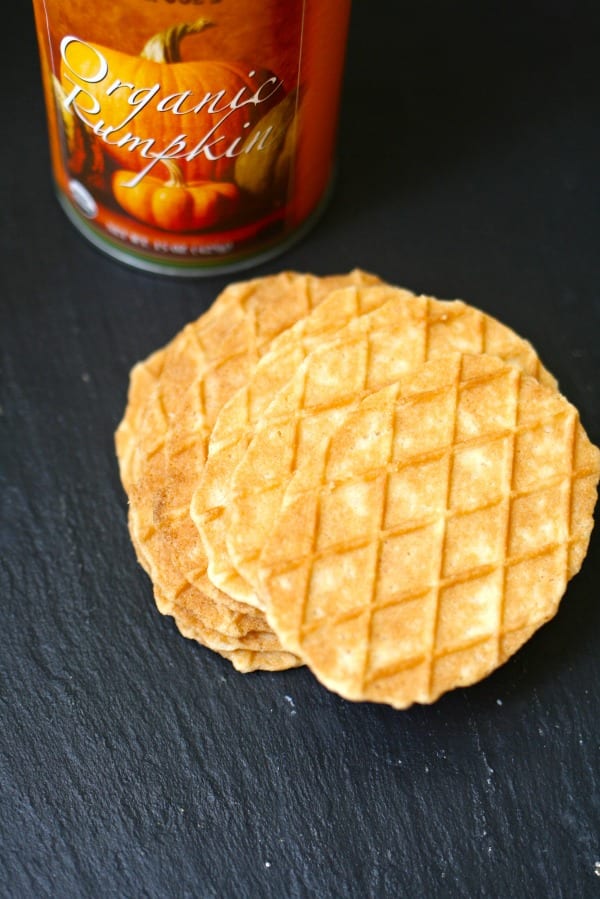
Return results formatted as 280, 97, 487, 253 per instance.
55, 175, 336, 279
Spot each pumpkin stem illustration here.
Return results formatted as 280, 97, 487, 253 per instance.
162, 159, 187, 187
141, 18, 215, 63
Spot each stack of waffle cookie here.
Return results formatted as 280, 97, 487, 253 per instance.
116, 271, 600, 708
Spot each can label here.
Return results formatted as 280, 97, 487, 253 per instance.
32, 0, 351, 273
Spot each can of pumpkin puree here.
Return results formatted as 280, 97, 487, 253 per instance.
32, 0, 351, 276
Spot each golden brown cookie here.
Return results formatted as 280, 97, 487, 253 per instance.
257, 353, 600, 706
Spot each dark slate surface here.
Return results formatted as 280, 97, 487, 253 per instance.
2, 3, 600, 897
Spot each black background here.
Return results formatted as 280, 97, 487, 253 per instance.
2, 3, 600, 897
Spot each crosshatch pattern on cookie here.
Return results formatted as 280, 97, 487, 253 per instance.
258, 353, 599, 708
224, 296, 557, 601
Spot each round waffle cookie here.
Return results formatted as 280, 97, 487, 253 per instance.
191, 283, 414, 607
115, 270, 381, 670
256, 352, 600, 707
223, 291, 557, 604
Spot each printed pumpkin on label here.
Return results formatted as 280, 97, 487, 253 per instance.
113, 161, 240, 232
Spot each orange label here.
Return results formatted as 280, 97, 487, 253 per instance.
32, 0, 351, 273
